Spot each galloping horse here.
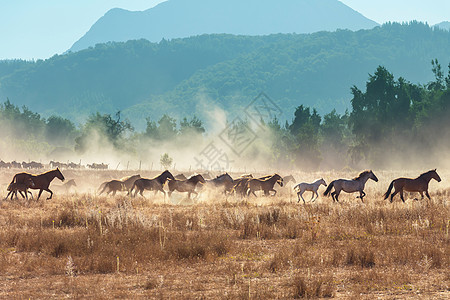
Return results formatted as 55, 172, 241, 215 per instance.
99, 180, 126, 196
202, 173, 234, 194
129, 170, 174, 198
324, 170, 378, 202
98, 174, 141, 195
10, 168, 65, 200
246, 174, 284, 197
167, 174, 206, 199
383, 169, 441, 203
294, 178, 327, 203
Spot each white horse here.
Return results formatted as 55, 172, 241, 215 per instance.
294, 178, 327, 203
323, 170, 378, 203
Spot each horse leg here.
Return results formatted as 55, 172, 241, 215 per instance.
331, 192, 336, 202
45, 189, 53, 200
390, 188, 400, 203
335, 191, 340, 202
400, 191, 405, 203
425, 191, 431, 200
37, 189, 44, 201
312, 191, 319, 202
298, 191, 306, 204
310, 191, 315, 202
359, 191, 366, 202
271, 189, 277, 196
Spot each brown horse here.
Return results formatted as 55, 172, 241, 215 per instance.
99, 180, 126, 196
10, 168, 65, 200
130, 170, 175, 198
383, 169, 441, 203
5, 178, 35, 200
324, 170, 378, 203
167, 174, 206, 199
246, 174, 284, 197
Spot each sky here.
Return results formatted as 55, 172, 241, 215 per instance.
0, 0, 448, 60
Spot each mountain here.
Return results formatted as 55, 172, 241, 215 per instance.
435, 21, 450, 31
70, 0, 378, 52
0, 22, 449, 129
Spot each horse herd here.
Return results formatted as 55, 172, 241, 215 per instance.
3, 168, 443, 204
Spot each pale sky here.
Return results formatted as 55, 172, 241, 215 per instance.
0, 0, 448, 60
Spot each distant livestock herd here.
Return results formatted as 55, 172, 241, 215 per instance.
0, 160, 108, 170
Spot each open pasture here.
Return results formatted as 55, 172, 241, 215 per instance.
0, 169, 448, 299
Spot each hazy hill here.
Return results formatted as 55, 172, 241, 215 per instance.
0, 22, 449, 129
435, 21, 450, 31
70, 0, 378, 52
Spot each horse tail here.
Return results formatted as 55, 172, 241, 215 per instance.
9, 174, 17, 186
128, 182, 136, 196
98, 182, 107, 193
99, 183, 109, 195
323, 181, 335, 197
383, 180, 394, 200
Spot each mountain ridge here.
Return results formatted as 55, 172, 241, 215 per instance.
70, 0, 379, 52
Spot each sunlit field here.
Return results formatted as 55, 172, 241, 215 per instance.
0, 169, 448, 299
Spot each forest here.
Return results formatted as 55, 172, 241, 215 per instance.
0, 61, 449, 170
0, 22, 449, 129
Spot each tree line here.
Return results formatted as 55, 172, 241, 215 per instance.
0, 61, 449, 169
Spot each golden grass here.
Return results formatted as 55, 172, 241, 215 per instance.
0, 170, 448, 298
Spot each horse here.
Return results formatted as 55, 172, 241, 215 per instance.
246, 174, 284, 197
202, 173, 234, 194
167, 174, 206, 200
324, 170, 378, 203
99, 180, 126, 196
294, 178, 327, 203
383, 169, 441, 203
5, 177, 35, 200
129, 170, 175, 198
9, 168, 65, 200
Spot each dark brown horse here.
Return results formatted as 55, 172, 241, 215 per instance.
10, 168, 65, 200
383, 169, 441, 203
167, 174, 206, 199
246, 174, 284, 197
99, 180, 126, 196
130, 170, 174, 198
5, 177, 35, 200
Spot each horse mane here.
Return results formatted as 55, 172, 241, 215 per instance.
418, 169, 436, 178
353, 170, 371, 180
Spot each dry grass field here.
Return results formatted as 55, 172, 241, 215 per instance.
0, 169, 448, 299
